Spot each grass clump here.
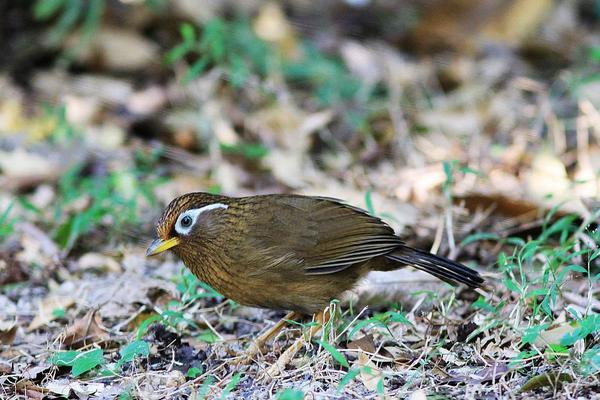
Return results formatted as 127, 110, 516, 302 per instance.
167, 17, 383, 128
467, 208, 600, 382
50, 162, 161, 252
33, 0, 105, 46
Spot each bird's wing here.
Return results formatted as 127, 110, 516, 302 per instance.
239, 195, 402, 276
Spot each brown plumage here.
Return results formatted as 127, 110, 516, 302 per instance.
147, 192, 483, 314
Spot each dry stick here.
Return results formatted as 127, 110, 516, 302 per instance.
445, 205, 457, 259
200, 314, 223, 342
580, 99, 600, 145
334, 306, 368, 341
167, 346, 176, 373
430, 214, 444, 255
111, 304, 147, 333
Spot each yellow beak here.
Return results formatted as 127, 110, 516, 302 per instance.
146, 237, 180, 256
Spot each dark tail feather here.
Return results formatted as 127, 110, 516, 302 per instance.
385, 246, 483, 288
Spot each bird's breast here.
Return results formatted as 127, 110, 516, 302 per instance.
181, 248, 369, 313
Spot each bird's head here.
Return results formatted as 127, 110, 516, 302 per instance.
146, 192, 230, 257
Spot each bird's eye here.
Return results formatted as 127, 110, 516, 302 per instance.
181, 215, 192, 228
174, 203, 228, 236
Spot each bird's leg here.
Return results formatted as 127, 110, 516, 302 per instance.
264, 308, 331, 378
241, 311, 300, 363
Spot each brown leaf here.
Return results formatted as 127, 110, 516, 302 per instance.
16, 379, 49, 398
348, 334, 376, 354
0, 250, 28, 285
21, 365, 52, 380
15, 222, 60, 268
455, 193, 541, 219
534, 322, 578, 348
0, 321, 17, 345
446, 363, 510, 384
525, 150, 588, 215
126, 311, 160, 332
28, 295, 76, 331
520, 372, 573, 392
77, 253, 122, 273
482, 0, 554, 45
45, 380, 106, 397
348, 334, 383, 392
56, 309, 110, 349
410, 0, 553, 51
0, 148, 60, 191
357, 352, 383, 392
66, 27, 158, 72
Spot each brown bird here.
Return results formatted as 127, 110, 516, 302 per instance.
146, 192, 483, 369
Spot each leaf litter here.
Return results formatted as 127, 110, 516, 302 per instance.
1, 1, 600, 399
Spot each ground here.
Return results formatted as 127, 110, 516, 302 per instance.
0, 1, 599, 399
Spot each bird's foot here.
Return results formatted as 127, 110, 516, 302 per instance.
235, 311, 299, 366
261, 309, 330, 379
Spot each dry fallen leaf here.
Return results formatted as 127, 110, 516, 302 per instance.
348, 334, 377, 354
411, 0, 552, 51
71, 381, 106, 397
45, 380, 71, 397
446, 363, 510, 384
21, 365, 52, 380
264, 149, 317, 188
409, 390, 427, 400
46, 379, 105, 397
534, 322, 578, 348
482, 0, 553, 46
28, 295, 76, 331
394, 164, 447, 204
0, 321, 17, 345
140, 370, 186, 396
16, 380, 48, 399
126, 86, 167, 116
63, 95, 100, 126
520, 372, 573, 392
0, 251, 29, 285
0, 148, 59, 187
418, 109, 482, 141
0, 99, 25, 133
61, 273, 177, 320
213, 161, 244, 194
357, 353, 383, 392
348, 334, 383, 392
32, 70, 134, 107
67, 27, 158, 72
15, 222, 60, 268
85, 124, 126, 151
340, 41, 382, 87
78, 253, 122, 273
56, 309, 110, 349
247, 104, 332, 150
253, 2, 299, 59
247, 103, 333, 188
525, 150, 588, 216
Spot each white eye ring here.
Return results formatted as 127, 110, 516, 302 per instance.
174, 203, 228, 236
